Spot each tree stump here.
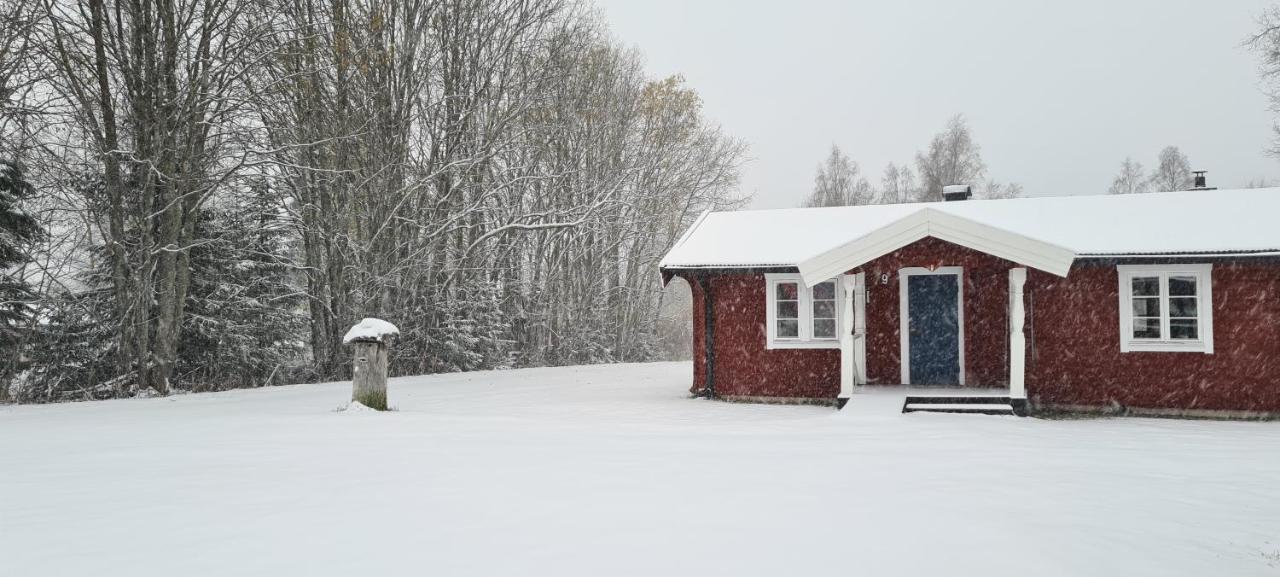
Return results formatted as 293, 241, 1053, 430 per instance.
350, 340, 389, 410
343, 318, 399, 411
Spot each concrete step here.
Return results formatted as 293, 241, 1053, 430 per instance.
902, 402, 1015, 415
902, 395, 1016, 415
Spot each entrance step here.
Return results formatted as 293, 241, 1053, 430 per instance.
902, 395, 1015, 415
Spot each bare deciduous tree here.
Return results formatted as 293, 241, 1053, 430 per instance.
1109, 157, 1149, 195
915, 115, 987, 202
5, 0, 747, 401
979, 180, 1023, 200
802, 144, 873, 207
1148, 146, 1193, 192
878, 162, 916, 204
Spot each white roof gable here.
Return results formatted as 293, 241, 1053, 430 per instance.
661, 188, 1280, 281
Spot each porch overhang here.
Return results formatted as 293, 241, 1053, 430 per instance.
795, 208, 1076, 286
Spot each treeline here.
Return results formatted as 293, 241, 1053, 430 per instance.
801, 115, 1023, 208
0, 0, 746, 402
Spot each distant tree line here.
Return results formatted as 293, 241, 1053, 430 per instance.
801, 115, 1023, 208
1108, 146, 1198, 195
0, 0, 746, 402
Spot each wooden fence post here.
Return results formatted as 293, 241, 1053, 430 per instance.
343, 318, 399, 411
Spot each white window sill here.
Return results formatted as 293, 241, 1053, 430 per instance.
766, 339, 841, 350
1121, 340, 1213, 354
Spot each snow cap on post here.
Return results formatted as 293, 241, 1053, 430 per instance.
343, 317, 400, 345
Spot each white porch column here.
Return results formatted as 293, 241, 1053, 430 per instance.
853, 272, 867, 385
1008, 267, 1028, 403
839, 275, 856, 403
839, 272, 867, 408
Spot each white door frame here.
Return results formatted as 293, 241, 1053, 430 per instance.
898, 266, 965, 385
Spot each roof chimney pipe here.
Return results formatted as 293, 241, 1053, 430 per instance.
942, 184, 972, 201
1191, 171, 1215, 191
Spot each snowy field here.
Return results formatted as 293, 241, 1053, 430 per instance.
3, 362, 1280, 577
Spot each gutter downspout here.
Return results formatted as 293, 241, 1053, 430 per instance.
698, 275, 716, 399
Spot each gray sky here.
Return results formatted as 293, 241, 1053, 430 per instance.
597, 0, 1280, 208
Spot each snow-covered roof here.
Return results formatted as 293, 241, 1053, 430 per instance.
343, 318, 400, 344
660, 188, 1280, 285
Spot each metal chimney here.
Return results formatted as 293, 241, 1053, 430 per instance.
942, 184, 972, 201
1191, 171, 1215, 191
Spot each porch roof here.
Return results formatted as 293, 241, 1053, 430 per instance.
660, 187, 1280, 285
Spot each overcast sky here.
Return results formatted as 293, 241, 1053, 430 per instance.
596, 0, 1280, 208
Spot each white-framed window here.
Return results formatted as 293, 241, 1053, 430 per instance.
1117, 264, 1213, 353
765, 273, 842, 349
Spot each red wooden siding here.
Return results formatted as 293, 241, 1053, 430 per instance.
858, 237, 1014, 387
684, 236, 1280, 412
1026, 261, 1280, 412
691, 276, 841, 398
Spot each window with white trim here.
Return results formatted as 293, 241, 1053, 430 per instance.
1117, 264, 1213, 353
765, 274, 842, 349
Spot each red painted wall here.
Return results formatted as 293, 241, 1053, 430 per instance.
683, 236, 1280, 412
1025, 261, 1280, 412
858, 237, 1014, 387
688, 237, 1013, 399
691, 275, 841, 399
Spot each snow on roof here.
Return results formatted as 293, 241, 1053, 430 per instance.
343, 318, 400, 344
660, 188, 1280, 272
942, 184, 971, 193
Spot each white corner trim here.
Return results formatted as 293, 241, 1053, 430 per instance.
1116, 263, 1214, 354
764, 273, 842, 350
795, 208, 1075, 287
898, 267, 965, 385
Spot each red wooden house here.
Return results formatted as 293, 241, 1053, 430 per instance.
659, 186, 1280, 418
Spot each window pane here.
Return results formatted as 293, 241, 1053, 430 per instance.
1169, 297, 1198, 318
812, 281, 835, 300
1132, 318, 1161, 339
777, 319, 799, 338
1170, 319, 1199, 340
777, 301, 798, 320
776, 282, 798, 301
812, 300, 835, 319
813, 319, 836, 339
1131, 277, 1159, 296
1131, 297, 1160, 318
1169, 276, 1197, 296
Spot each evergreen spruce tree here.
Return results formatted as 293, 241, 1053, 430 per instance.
0, 160, 45, 401
178, 180, 305, 390
23, 172, 120, 402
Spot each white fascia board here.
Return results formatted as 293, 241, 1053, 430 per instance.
797, 211, 932, 287
797, 208, 1075, 286
926, 210, 1075, 277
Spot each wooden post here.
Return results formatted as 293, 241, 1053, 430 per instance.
351, 339, 389, 410
839, 274, 855, 407
343, 318, 399, 411
1008, 268, 1028, 415
838, 272, 868, 410
853, 271, 867, 386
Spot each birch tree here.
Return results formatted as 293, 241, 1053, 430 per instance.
6, 0, 748, 400
877, 162, 916, 204
1147, 146, 1193, 192
802, 144, 873, 207
915, 115, 986, 202
1109, 157, 1149, 194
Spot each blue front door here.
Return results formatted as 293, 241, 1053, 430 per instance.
907, 274, 960, 385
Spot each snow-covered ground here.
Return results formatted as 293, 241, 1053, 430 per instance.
3, 362, 1279, 576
